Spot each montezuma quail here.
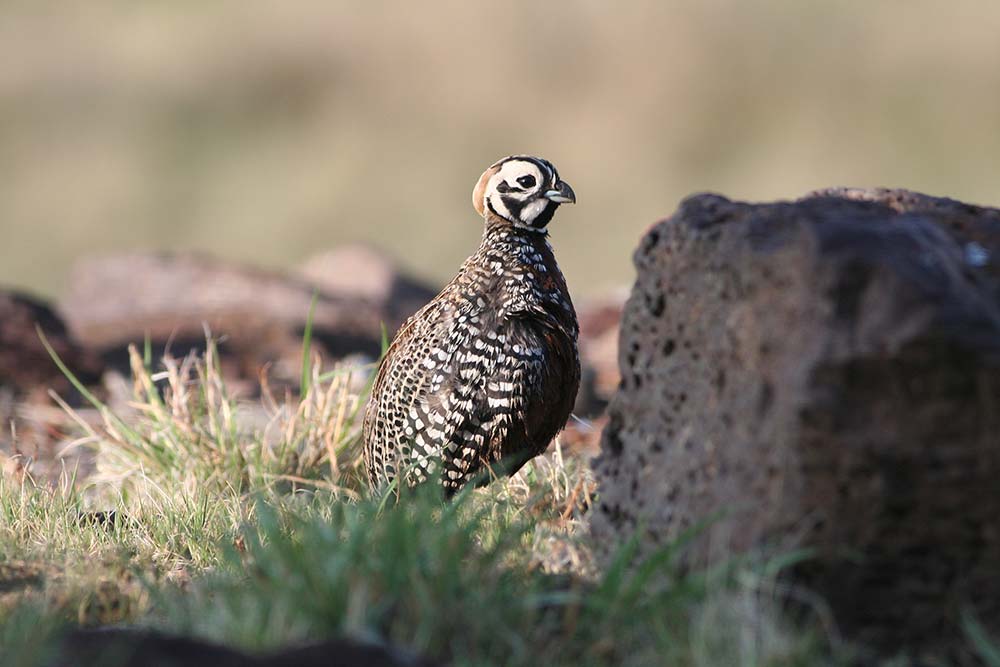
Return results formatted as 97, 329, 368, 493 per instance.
363, 155, 580, 495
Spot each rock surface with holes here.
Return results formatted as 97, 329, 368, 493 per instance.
590, 188, 1000, 662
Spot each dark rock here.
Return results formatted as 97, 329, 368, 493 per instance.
0, 289, 103, 399
59, 252, 436, 384
811, 187, 1000, 294
591, 188, 1000, 662
53, 628, 440, 667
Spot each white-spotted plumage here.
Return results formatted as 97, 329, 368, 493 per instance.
363, 155, 580, 495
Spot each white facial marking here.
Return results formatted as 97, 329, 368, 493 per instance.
487, 161, 543, 194
486, 192, 512, 220
484, 159, 550, 225
519, 198, 548, 223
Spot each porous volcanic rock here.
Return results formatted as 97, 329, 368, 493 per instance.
591, 188, 1000, 661
0, 289, 103, 398
59, 252, 436, 383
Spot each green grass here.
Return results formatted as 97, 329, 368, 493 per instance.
0, 478, 830, 667
964, 613, 1000, 667
0, 336, 836, 666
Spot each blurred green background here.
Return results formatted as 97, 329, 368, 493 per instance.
1, 1, 998, 299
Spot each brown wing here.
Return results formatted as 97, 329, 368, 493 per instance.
446, 313, 579, 488
499, 321, 580, 476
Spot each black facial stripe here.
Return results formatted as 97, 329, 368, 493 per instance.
500, 194, 525, 219
486, 194, 527, 222
536, 158, 557, 185
532, 201, 557, 228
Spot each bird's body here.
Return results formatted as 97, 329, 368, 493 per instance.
363, 156, 580, 495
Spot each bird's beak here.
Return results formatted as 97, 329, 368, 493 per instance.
543, 181, 576, 204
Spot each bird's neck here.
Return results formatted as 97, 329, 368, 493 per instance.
482, 215, 549, 246
477, 214, 559, 274
474, 213, 575, 329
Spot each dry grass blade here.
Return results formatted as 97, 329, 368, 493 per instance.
47, 337, 370, 503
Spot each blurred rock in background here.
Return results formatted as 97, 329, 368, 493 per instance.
60, 248, 435, 388
0, 289, 103, 401
297, 244, 438, 323
575, 291, 627, 416
0, 289, 105, 480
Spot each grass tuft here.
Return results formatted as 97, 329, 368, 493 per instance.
51, 340, 368, 502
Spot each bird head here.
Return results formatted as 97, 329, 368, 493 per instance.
472, 155, 576, 231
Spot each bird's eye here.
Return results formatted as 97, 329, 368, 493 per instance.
516, 175, 536, 188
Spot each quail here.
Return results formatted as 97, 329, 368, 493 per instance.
363, 155, 580, 495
